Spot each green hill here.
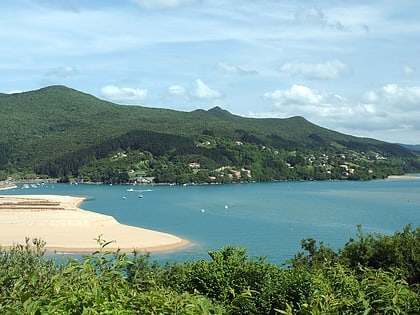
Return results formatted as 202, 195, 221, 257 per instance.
0, 85, 418, 183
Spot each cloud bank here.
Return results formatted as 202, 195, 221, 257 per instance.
263, 83, 420, 137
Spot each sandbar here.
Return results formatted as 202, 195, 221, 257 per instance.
0, 195, 190, 253
387, 175, 420, 180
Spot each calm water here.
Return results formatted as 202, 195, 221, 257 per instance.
1, 179, 419, 264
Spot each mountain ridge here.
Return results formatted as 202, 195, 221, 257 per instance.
0, 85, 418, 182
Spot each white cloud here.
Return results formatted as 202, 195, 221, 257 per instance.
403, 65, 416, 77
46, 66, 78, 78
166, 80, 222, 101
263, 83, 420, 143
216, 62, 258, 75
294, 7, 347, 31
192, 79, 222, 99
263, 84, 376, 124
101, 85, 148, 102
167, 84, 186, 96
279, 60, 348, 79
264, 84, 324, 105
130, 0, 199, 9
6, 89, 24, 94
363, 84, 420, 110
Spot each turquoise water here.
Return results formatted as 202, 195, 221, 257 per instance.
1, 179, 419, 264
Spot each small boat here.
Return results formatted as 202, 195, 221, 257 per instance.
138, 195, 143, 198
224, 204, 229, 209
200, 209, 205, 213
127, 188, 134, 192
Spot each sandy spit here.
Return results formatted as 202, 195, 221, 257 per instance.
0, 195, 190, 253
387, 175, 420, 180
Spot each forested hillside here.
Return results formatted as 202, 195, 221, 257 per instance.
0, 85, 419, 183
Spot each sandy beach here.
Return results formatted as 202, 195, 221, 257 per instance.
387, 175, 420, 180
0, 195, 190, 253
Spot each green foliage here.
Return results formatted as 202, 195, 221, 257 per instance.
1, 85, 419, 182
0, 238, 224, 315
340, 224, 420, 285
289, 238, 339, 268
0, 220, 419, 313
280, 264, 420, 314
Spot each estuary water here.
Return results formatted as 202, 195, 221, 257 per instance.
1, 178, 419, 264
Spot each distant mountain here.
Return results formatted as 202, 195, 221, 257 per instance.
400, 144, 420, 152
0, 85, 418, 182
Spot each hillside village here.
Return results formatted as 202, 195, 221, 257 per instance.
68, 137, 401, 185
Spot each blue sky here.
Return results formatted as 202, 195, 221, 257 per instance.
1, 0, 419, 144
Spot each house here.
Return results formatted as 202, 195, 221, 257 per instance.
241, 168, 252, 177
136, 176, 155, 184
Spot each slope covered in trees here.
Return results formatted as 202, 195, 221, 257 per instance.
0, 85, 419, 182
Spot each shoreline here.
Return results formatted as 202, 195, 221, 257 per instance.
0, 195, 191, 254
387, 174, 420, 180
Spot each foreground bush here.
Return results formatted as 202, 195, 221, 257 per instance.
0, 226, 419, 314
0, 238, 224, 315
340, 224, 420, 285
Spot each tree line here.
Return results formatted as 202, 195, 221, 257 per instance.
1, 127, 418, 184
